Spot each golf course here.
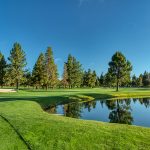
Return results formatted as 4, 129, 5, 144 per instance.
0, 88, 150, 150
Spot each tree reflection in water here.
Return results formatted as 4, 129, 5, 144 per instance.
63, 102, 82, 118
107, 100, 133, 125
44, 98, 150, 126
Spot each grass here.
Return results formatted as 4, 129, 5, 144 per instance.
0, 88, 150, 149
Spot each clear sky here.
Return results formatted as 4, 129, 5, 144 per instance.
0, 0, 150, 77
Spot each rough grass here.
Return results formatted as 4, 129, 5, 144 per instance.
0, 88, 150, 149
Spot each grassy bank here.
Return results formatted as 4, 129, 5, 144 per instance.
0, 88, 150, 149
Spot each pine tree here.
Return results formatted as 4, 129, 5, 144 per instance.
108, 51, 132, 91
82, 71, 88, 87
44, 47, 58, 89
32, 53, 45, 89
22, 70, 32, 87
66, 54, 83, 88
132, 75, 137, 87
99, 73, 104, 87
61, 63, 69, 88
137, 74, 143, 87
66, 54, 73, 88
91, 70, 97, 88
0, 52, 7, 87
71, 57, 83, 87
8, 43, 26, 90
142, 71, 150, 87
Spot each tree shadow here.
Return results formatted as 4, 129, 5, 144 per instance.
0, 93, 114, 110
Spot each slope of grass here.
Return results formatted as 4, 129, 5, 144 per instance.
0, 100, 150, 150
0, 116, 27, 150
0, 88, 150, 149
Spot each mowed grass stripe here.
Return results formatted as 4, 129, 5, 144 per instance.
0, 116, 28, 150
0, 114, 31, 150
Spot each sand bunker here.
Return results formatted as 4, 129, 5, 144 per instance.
0, 89, 16, 93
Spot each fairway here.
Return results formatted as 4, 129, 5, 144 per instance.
0, 88, 150, 149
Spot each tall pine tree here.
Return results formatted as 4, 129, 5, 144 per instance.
108, 51, 132, 91
32, 53, 45, 89
44, 47, 58, 89
61, 63, 69, 88
0, 52, 7, 87
8, 43, 26, 90
66, 54, 83, 88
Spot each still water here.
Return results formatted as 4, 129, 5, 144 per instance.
45, 98, 150, 127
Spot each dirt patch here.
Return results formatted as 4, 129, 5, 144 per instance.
0, 89, 16, 93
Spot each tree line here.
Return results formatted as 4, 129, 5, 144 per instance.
0, 42, 149, 91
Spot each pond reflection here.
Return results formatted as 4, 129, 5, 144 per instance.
45, 98, 150, 127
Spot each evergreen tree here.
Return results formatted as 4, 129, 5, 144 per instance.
91, 70, 97, 88
66, 54, 83, 88
66, 54, 73, 88
99, 73, 105, 86
61, 63, 69, 88
22, 70, 32, 87
131, 75, 137, 87
82, 71, 88, 87
0, 52, 7, 87
44, 47, 58, 89
108, 51, 132, 91
32, 53, 45, 89
84, 69, 97, 88
142, 71, 150, 87
104, 72, 115, 87
8, 43, 26, 90
95, 76, 100, 87
137, 74, 143, 87
87, 69, 93, 87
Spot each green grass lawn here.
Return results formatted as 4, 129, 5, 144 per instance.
0, 88, 150, 149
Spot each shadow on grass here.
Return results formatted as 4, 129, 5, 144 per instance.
0, 93, 114, 109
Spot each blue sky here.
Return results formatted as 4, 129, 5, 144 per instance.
0, 0, 150, 77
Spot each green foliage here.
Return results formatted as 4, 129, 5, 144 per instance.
142, 71, 150, 87
7, 43, 27, 90
43, 47, 58, 89
61, 63, 69, 88
82, 69, 97, 88
66, 54, 83, 88
99, 73, 105, 86
32, 53, 45, 88
0, 52, 7, 87
108, 51, 132, 91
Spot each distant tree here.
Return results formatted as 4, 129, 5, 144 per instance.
22, 70, 32, 87
66, 54, 83, 88
131, 75, 137, 87
91, 70, 97, 88
142, 71, 150, 87
83, 69, 97, 88
99, 73, 105, 86
104, 72, 115, 87
32, 53, 45, 89
66, 54, 73, 88
82, 71, 88, 87
8, 43, 26, 90
87, 69, 93, 87
43, 47, 58, 89
137, 74, 143, 87
61, 63, 69, 88
95, 76, 100, 87
108, 51, 132, 91
0, 52, 7, 87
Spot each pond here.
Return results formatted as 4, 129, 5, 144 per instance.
45, 98, 150, 128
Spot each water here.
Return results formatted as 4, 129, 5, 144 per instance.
45, 98, 150, 127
